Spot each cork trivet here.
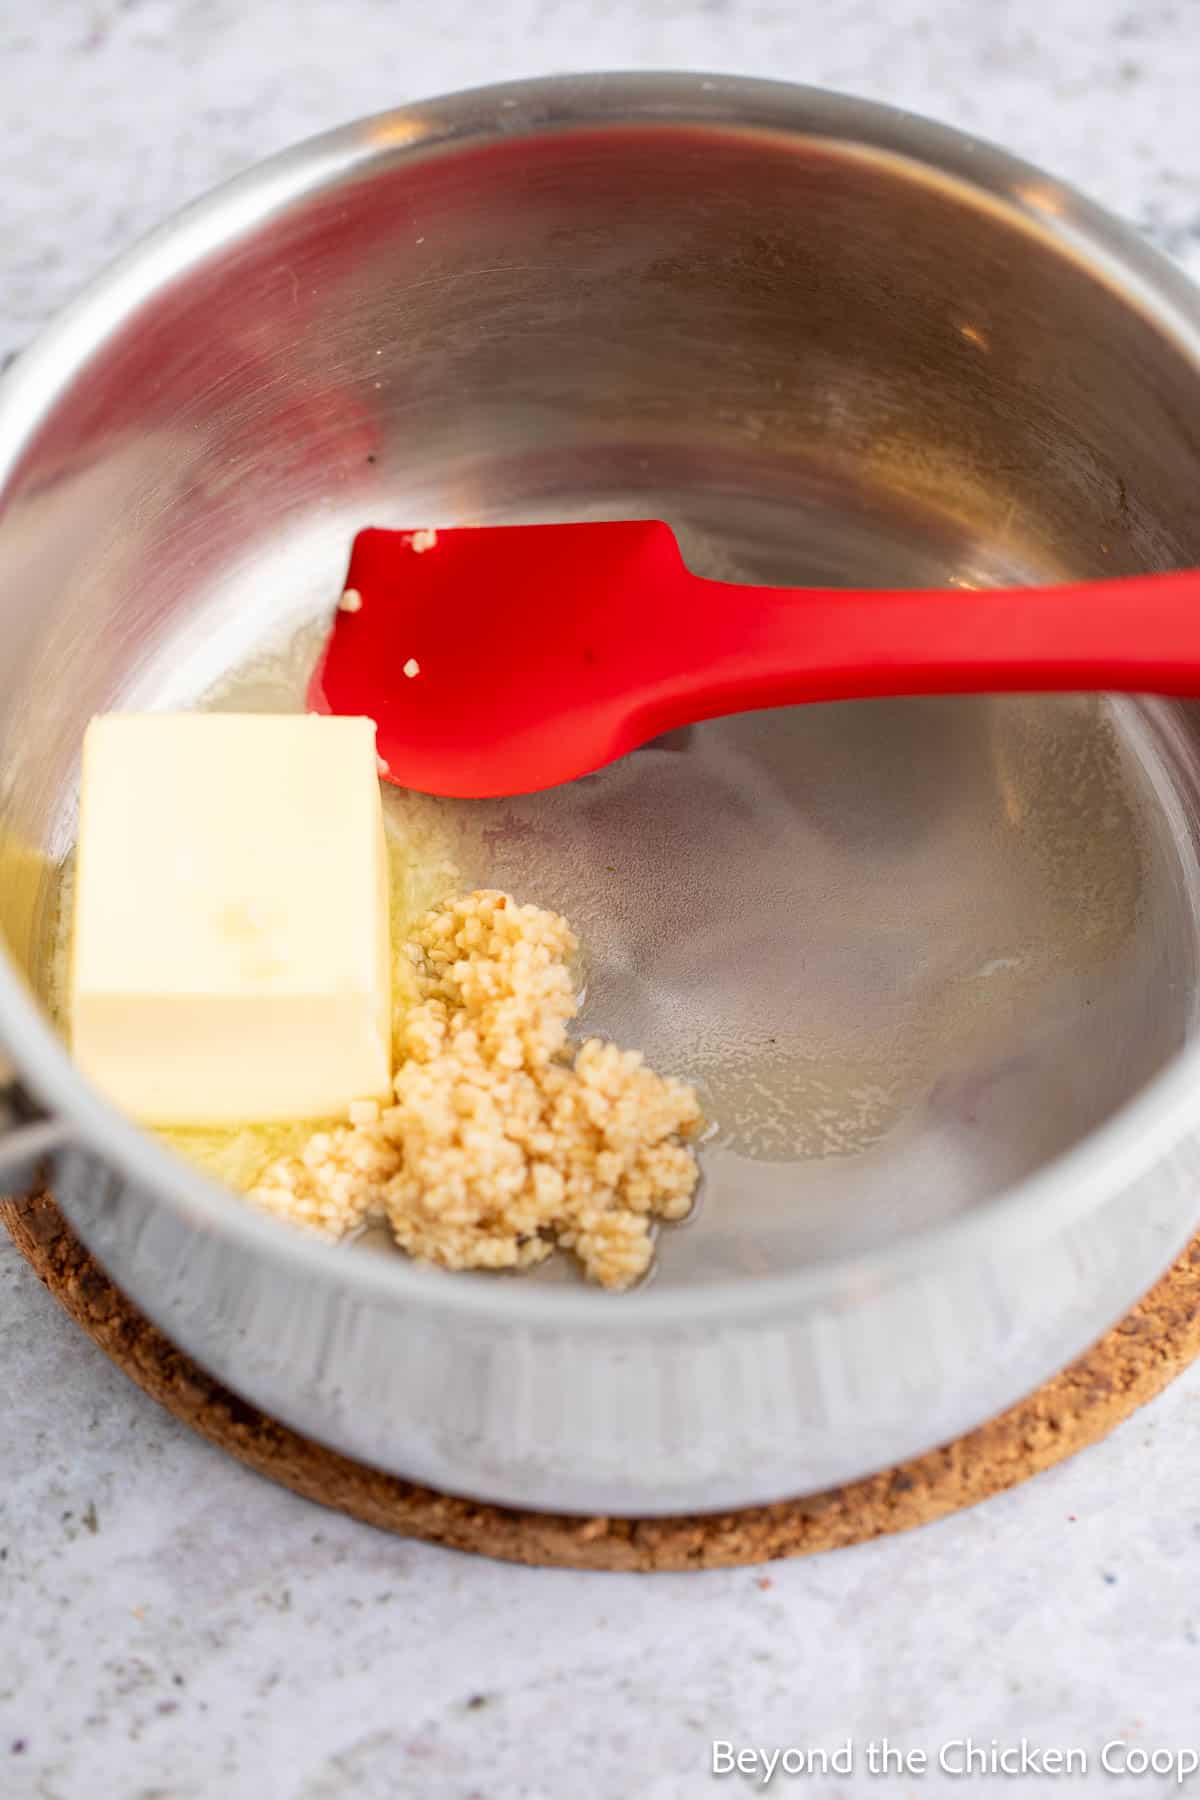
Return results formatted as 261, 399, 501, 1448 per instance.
7, 1192, 1200, 1571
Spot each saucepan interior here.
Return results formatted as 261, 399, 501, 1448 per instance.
4, 78, 1200, 1299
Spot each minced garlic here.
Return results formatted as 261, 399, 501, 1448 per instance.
248, 890, 702, 1288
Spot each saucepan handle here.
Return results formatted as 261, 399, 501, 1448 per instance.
0, 1050, 67, 1199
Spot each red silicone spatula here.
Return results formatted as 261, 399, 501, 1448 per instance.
309, 521, 1200, 798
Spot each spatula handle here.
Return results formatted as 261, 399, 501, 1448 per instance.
630, 566, 1200, 741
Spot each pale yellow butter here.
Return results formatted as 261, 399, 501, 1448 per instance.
70, 713, 392, 1126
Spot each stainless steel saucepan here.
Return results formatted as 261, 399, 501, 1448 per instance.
4, 74, 1200, 1516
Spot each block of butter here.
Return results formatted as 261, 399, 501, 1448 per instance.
71, 713, 392, 1126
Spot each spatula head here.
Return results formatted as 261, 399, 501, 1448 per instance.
309, 521, 688, 797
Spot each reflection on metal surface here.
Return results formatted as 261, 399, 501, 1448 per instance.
1015, 178, 1069, 217
365, 116, 436, 148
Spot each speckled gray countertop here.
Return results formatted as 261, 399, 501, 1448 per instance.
5, 3, 1200, 1796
